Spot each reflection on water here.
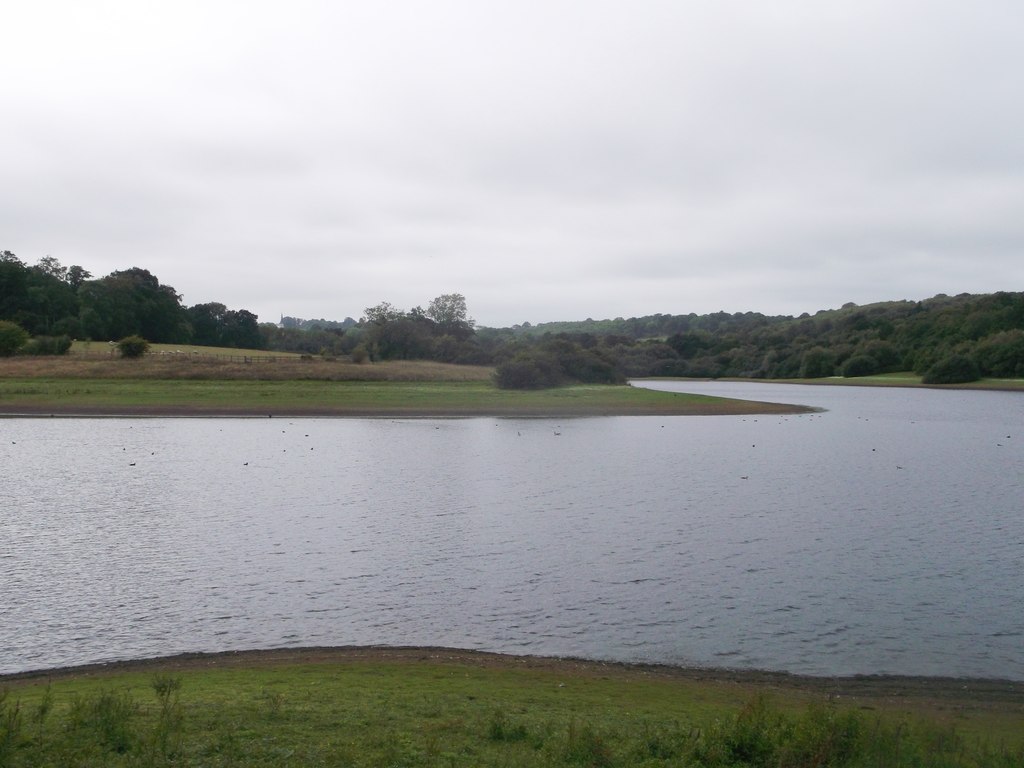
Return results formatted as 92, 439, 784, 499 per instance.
2, 381, 1022, 679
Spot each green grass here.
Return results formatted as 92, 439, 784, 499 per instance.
0, 379, 808, 417
773, 372, 1024, 391
2, 658, 1021, 767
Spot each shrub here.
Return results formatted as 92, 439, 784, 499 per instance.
19, 335, 72, 356
117, 335, 149, 358
557, 347, 624, 384
0, 320, 29, 356
487, 709, 528, 742
494, 357, 561, 389
923, 353, 980, 384
841, 354, 879, 378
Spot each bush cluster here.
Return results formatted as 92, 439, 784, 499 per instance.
117, 335, 150, 359
923, 353, 980, 384
493, 342, 624, 390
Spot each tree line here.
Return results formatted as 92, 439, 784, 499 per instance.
0, 251, 261, 352
2, 249, 1023, 387
291, 291, 1024, 386
487, 293, 1024, 385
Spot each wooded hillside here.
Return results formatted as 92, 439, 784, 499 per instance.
2, 249, 1022, 385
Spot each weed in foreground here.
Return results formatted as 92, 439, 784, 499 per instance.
66, 688, 137, 754
0, 690, 23, 764
487, 708, 529, 743
0, 676, 1021, 766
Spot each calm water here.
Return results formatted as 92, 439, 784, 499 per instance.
2, 381, 1022, 679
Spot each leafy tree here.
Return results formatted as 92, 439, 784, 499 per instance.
26, 260, 79, 334
0, 257, 30, 322
220, 309, 262, 349
79, 268, 188, 342
666, 330, 714, 358
66, 264, 92, 289
799, 347, 836, 378
859, 340, 901, 372
0, 320, 29, 356
494, 356, 562, 389
34, 256, 67, 282
117, 335, 150, 358
427, 293, 475, 340
974, 330, 1024, 377
186, 302, 227, 346
373, 315, 435, 360
427, 293, 470, 324
362, 301, 404, 325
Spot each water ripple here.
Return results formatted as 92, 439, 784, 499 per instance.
2, 387, 1023, 679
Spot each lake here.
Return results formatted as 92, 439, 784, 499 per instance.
2, 380, 1022, 680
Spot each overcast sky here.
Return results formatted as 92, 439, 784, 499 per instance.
3, 2, 1022, 327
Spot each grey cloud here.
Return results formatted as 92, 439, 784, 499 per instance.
2, 1, 1022, 328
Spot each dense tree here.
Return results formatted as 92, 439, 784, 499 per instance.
66, 265, 92, 289
79, 268, 188, 343
27, 260, 79, 334
219, 309, 262, 349
356, 295, 479, 361
0, 256, 30, 322
0, 254, 79, 334
362, 301, 404, 326
426, 293, 475, 340
187, 303, 263, 349
973, 329, 1024, 377
494, 355, 563, 389
0, 320, 29, 356
187, 302, 227, 346
840, 355, 878, 377
799, 347, 836, 378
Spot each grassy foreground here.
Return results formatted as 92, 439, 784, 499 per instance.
2, 650, 1022, 767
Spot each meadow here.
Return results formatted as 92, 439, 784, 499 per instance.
2, 650, 1022, 767
0, 345, 807, 417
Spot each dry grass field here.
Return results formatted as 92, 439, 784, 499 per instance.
0, 353, 495, 382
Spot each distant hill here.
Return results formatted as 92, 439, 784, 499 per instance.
275, 292, 1024, 382
475, 291, 1024, 382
